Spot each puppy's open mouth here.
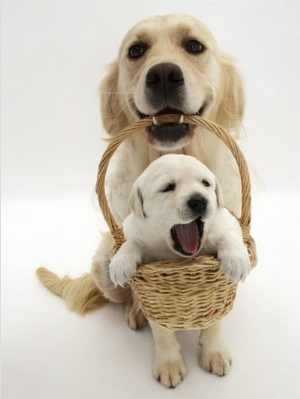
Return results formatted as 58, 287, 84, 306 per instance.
138, 105, 206, 149
171, 217, 204, 257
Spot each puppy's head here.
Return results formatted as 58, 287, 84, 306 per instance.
100, 14, 244, 148
128, 154, 224, 257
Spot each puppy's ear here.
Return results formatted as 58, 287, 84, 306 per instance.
212, 52, 245, 137
128, 183, 146, 218
215, 178, 225, 208
99, 61, 130, 135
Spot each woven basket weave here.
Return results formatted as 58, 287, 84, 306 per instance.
96, 115, 257, 331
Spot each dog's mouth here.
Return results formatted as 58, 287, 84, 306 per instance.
137, 105, 206, 149
171, 216, 204, 257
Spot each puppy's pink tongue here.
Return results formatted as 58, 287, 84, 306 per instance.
174, 220, 199, 255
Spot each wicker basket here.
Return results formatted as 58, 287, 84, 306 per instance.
96, 115, 257, 331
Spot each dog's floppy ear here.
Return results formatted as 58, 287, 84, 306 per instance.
215, 178, 225, 208
212, 52, 245, 137
128, 183, 146, 218
99, 61, 130, 135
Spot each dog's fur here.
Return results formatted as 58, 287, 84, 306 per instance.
93, 155, 249, 387
102, 13, 244, 226
37, 14, 247, 388
109, 154, 249, 288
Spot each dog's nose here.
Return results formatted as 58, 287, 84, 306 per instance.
146, 63, 184, 92
187, 195, 208, 215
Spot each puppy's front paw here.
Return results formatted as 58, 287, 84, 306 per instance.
109, 255, 139, 287
219, 248, 250, 282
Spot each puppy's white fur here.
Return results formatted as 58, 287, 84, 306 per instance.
109, 155, 249, 287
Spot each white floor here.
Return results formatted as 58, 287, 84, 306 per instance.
2, 1, 300, 398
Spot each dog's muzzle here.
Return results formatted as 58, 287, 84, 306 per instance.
138, 63, 206, 150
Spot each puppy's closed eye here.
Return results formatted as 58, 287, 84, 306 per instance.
161, 183, 176, 193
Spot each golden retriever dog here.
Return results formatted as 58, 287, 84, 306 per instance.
37, 14, 246, 388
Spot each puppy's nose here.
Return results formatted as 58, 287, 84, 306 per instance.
187, 195, 208, 215
146, 63, 184, 91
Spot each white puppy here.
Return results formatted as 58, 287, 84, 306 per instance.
109, 154, 250, 287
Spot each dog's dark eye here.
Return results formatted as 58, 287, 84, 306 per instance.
202, 179, 210, 187
185, 40, 206, 55
128, 43, 148, 59
161, 183, 176, 193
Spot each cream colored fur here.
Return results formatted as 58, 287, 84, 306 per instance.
36, 14, 247, 388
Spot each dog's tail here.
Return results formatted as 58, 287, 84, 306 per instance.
36, 268, 108, 315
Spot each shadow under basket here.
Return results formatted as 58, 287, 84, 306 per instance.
96, 115, 257, 331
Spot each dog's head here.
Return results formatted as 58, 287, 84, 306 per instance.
100, 14, 244, 149
128, 154, 224, 257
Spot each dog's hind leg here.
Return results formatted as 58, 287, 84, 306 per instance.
198, 321, 232, 376
124, 289, 147, 330
91, 232, 146, 329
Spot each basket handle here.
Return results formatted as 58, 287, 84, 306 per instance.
96, 115, 253, 250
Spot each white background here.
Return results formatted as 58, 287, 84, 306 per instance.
2, 1, 300, 398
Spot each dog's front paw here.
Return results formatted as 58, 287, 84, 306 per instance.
199, 346, 232, 376
109, 255, 139, 287
219, 248, 250, 282
153, 358, 187, 388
